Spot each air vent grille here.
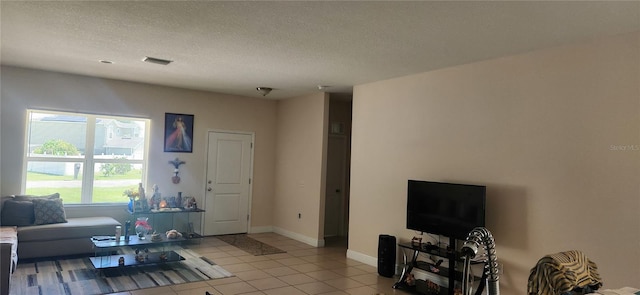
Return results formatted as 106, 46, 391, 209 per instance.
143, 56, 172, 65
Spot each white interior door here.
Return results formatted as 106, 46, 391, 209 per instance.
204, 131, 253, 236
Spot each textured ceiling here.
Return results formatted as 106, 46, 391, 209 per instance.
1, 1, 639, 99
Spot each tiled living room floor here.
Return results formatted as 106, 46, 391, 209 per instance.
106, 232, 412, 295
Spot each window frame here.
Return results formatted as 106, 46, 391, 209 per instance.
22, 109, 151, 205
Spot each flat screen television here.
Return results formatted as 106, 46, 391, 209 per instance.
406, 180, 486, 240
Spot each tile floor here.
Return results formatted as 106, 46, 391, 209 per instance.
107, 232, 413, 295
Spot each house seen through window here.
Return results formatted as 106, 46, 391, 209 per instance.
24, 110, 149, 204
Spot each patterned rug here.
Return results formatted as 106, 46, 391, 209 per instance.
216, 234, 286, 256
9, 245, 233, 295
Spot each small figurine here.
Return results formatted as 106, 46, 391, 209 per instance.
135, 249, 145, 262
138, 183, 146, 200
166, 229, 182, 239
405, 273, 415, 286
151, 231, 162, 242
411, 236, 422, 247
186, 197, 196, 209
118, 256, 125, 266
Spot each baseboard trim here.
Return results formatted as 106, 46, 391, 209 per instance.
272, 227, 324, 247
346, 249, 407, 277
346, 249, 377, 267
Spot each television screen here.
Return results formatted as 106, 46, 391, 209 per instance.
406, 180, 486, 239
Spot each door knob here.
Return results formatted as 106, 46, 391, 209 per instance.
208, 180, 212, 184
207, 187, 212, 191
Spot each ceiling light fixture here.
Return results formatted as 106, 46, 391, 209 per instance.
256, 87, 273, 96
317, 85, 330, 90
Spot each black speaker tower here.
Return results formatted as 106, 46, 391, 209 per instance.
377, 234, 396, 277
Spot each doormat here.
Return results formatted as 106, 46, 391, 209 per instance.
9, 245, 233, 295
216, 234, 286, 256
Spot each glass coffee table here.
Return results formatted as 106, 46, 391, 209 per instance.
90, 234, 186, 270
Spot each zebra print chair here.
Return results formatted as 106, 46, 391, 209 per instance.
528, 250, 603, 295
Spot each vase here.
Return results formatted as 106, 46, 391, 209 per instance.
135, 217, 151, 239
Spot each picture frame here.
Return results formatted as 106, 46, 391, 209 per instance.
164, 113, 194, 153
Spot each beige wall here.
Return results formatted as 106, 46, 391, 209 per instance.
0, 66, 278, 228
273, 93, 329, 245
348, 32, 640, 293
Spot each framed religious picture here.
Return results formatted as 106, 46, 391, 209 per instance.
164, 113, 194, 153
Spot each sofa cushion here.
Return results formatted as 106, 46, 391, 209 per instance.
1, 193, 63, 226
13, 193, 60, 202
18, 217, 120, 242
33, 198, 67, 225
0, 200, 35, 226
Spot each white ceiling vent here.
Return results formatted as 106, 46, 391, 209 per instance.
143, 56, 172, 65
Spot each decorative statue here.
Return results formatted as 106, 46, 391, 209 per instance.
138, 183, 146, 200
149, 184, 161, 209
136, 183, 149, 211
169, 157, 186, 184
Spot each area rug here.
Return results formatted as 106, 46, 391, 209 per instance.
216, 234, 286, 256
9, 245, 233, 295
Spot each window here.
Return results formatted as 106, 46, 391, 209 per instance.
24, 110, 149, 204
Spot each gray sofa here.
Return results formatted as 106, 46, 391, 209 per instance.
17, 216, 122, 259
0, 194, 121, 295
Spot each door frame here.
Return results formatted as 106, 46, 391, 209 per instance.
324, 134, 349, 237
202, 129, 255, 235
